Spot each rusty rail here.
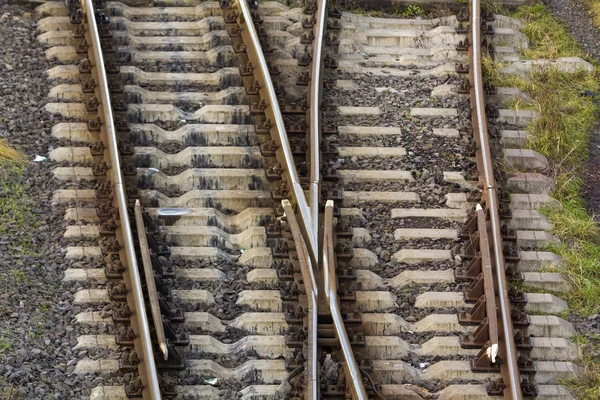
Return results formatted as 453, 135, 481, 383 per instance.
468, 0, 523, 397
134, 201, 168, 361
80, 0, 161, 397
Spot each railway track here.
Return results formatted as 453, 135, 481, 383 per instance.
36, 0, 583, 398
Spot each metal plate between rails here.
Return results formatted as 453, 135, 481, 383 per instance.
157, 208, 193, 216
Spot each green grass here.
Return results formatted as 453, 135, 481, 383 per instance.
584, 0, 600, 30
483, 3, 600, 314
484, 3, 600, 397
0, 161, 36, 257
339, 2, 441, 18
564, 333, 600, 398
511, 4, 593, 60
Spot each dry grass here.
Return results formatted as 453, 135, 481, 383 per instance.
0, 140, 25, 163
586, 0, 600, 29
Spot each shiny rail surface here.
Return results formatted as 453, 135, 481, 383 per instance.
323, 201, 368, 399
308, 0, 327, 231
310, 2, 366, 397
469, 0, 523, 397
80, 0, 161, 397
233, 0, 367, 398
282, 200, 319, 400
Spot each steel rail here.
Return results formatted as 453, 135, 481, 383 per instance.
81, 1, 162, 398
282, 200, 319, 400
308, 0, 328, 232
470, 0, 522, 397
134, 200, 168, 361
323, 200, 368, 400
475, 203, 499, 362
234, 0, 317, 266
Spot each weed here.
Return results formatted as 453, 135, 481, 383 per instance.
338, 2, 428, 18
8, 269, 27, 285
0, 329, 11, 354
564, 334, 600, 399
487, 3, 595, 61
486, 4, 600, 319
587, 0, 600, 29
402, 5, 425, 17
0, 161, 36, 256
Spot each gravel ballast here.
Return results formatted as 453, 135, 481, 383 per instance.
0, 2, 108, 398
542, 0, 600, 219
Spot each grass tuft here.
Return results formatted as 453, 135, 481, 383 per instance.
585, 0, 600, 30
0, 161, 36, 256
511, 4, 592, 60
564, 333, 600, 399
0, 140, 25, 163
484, 4, 600, 316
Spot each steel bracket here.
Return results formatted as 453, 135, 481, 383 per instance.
162, 317, 189, 346
456, 38, 471, 52
105, 256, 125, 279
456, 254, 482, 280
464, 273, 485, 302
460, 317, 490, 348
459, 294, 487, 325
471, 341, 500, 373
151, 254, 175, 279
108, 281, 128, 302
112, 304, 132, 324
